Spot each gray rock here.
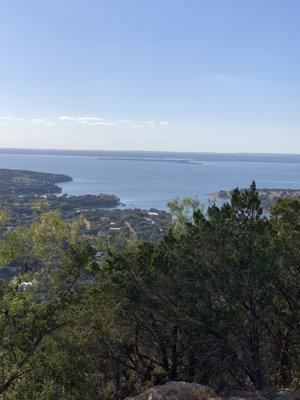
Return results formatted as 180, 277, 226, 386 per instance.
125, 381, 216, 400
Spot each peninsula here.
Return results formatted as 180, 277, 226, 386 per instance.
0, 168, 73, 195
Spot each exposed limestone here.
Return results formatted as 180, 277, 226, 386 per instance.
125, 381, 216, 400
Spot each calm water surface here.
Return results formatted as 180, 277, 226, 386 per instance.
0, 153, 299, 210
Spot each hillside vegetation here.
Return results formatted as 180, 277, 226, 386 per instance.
0, 182, 298, 399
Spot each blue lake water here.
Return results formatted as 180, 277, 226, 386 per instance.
0, 153, 299, 210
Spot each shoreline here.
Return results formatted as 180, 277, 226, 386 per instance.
0, 148, 300, 164
98, 156, 201, 165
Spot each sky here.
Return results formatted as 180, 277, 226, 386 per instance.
0, 0, 299, 153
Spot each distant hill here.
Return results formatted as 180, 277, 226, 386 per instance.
0, 148, 300, 163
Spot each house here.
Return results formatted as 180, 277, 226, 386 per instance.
18, 281, 33, 292
109, 226, 122, 232
147, 211, 158, 217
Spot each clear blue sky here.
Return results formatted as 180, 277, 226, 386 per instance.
0, 0, 299, 153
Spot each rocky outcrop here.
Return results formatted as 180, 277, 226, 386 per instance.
125, 381, 216, 400
125, 382, 300, 400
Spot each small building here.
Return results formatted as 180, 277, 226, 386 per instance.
147, 211, 158, 217
109, 226, 122, 232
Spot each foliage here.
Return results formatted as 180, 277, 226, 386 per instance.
0, 183, 298, 399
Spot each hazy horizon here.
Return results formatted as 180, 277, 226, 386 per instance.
0, 146, 300, 157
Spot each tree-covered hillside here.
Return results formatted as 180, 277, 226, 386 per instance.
0, 182, 298, 399
0, 168, 72, 195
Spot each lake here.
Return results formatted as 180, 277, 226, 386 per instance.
0, 152, 300, 210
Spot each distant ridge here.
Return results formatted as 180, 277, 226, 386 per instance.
0, 148, 300, 163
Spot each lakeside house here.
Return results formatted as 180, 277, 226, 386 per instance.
109, 226, 122, 232
147, 211, 158, 217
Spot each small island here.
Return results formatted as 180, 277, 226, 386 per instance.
98, 156, 201, 165
0, 168, 73, 195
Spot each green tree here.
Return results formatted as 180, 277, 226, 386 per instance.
270, 197, 300, 387
0, 184, 298, 399
0, 211, 96, 398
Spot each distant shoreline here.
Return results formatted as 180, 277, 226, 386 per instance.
97, 156, 201, 165
0, 148, 300, 164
